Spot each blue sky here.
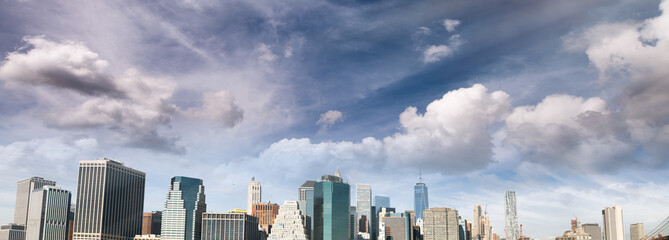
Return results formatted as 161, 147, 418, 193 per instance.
1, 0, 669, 239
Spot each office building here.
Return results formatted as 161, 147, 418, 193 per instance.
356, 184, 373, 238
582, 224, 602, 240
0, 224, 26, 240
423, 208, 459, 240
505, 191, 519, 240
414, 182, 429, 223
350, 207, 356, 240
73, 158, 146, 240
248, 178, 262, 212
267, 201, 308, 240
378, 208, 411, 240
630, 223, 644, 240
142, 212, 162, 235
162, 176, 206, 240
201, 213, 262, 240
473, 204, 483, 240
375, 196, 390, 215
313, 168, 350, 240
14, 177, 56, 226
298, 181, 316, 235
26, 186, 71, 240
603, 206, 624, 240
555, 218, 592, 240
252, 202, 280, 235
68, 206, 74, 240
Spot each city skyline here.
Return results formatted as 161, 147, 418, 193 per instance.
1, 0, 669, 239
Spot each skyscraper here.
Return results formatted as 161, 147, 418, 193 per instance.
374, 196, 390, 215
504, 191, 519, 240
252, 202, 280, 235
162, 176, 206, 240
423, 207, 459, 240
313, 169, 350, 240
602, 206, 624, 240
267, 201, 309, 240
73, 158, 146, 240
298, 180, 316, 233
414, 179, 429, 223
582, 224, 602, 240
630, 223, 644, 240
14, 177, 56, 226
378, 208, 412, 240
473, 204, 483, 240
201, 213, 262, 240
248, 178, 262, 212
556, 218, 592, 240
356, 184, 372, 238
0, 224, 26, 240
26, 186, 71, 240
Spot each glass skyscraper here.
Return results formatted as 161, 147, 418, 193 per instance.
356, 184, 372, 238
414, 182, 429, 222
162, 176, 206, 240
26, 186, 71, 240
504, 191, 519, 240
313, 170, 350, 240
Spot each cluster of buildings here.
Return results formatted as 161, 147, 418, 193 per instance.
0, 158, 664, 240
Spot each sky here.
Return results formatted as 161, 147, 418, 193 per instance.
1, 0, 668, 239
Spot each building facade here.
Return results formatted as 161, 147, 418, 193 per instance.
505, 191, 519, 240
142, 211, 162, 235
356, 184, 373, 239
0, 224, 26, 240
555, 218, 592, 240
201, 213, 262, 240
73, 158, 146, 240
162, 176, 206, 240
630, 223, 644, 240
14, 177, 56, 226
133, 235, 161, 240
423, 208, 459, 240
298, 181, 316, 235
582, 224, 602, 240
414, 183, 429, 223
248, 178, 262, 213
252, 202, 280, 235
267, 201, 308, 240
313, 170, 350, 240
378, 208, 411, 240
26, 186, 71, 240
473, 204, 483, 240
602, 206, 624, 240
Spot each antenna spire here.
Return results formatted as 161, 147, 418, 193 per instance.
419, 168, 423, 183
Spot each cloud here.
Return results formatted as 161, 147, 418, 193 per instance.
423, 45, 453, 63
251, 84, 511, 174
443, 19, 461, 32
417, 26, 431, 35
184, 90, 244, 128
257, 43, 278, 63
0, 36, 123, 97
0, 36, 244, 153
503, 95, 635, 171
316, 110, 343, 134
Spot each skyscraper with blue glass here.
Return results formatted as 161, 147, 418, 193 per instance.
162, 176, 206, 240
313, 169, 350, 240
298, 180, 316, 235
414, 181, 429, 223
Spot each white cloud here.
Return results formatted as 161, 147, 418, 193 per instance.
184, 90, 244, 128
417, 26, 431, 35
316, 110, 343, 134
257, 43, 278, 63
443, 19, 461, 32
423, 45, 453, 63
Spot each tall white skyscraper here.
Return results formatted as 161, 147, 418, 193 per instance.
473, 204, 483, 240
268, 201, 309, 240
248, 177, 262, 212
162, 176, 206, 240
602, 205, 624, 240
630, 223, 644, 240
73, 158, 145, 240
356, 184, 372, 238
26, 186, 71, 240
14, 177, 56, 226
505, 191, 519, 240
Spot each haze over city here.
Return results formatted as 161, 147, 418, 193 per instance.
1, 0, 668, 240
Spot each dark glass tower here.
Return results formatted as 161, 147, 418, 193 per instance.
162, 176, 206, 240
313, 169, 350, 240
